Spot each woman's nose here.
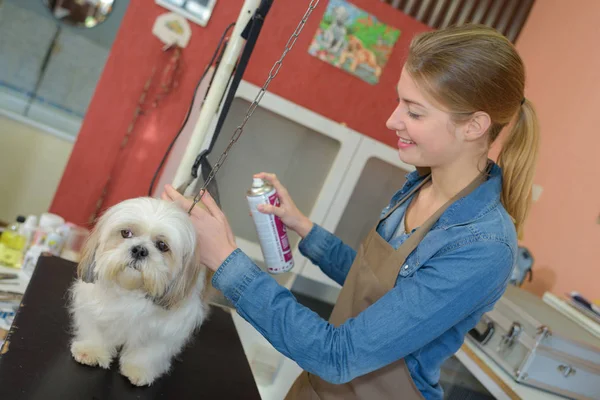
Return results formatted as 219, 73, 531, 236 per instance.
386, 106, 404, 131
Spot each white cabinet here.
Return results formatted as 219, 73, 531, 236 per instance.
200, 81, 362, 291
202, 81, 414, 295
198, 80, 417, 298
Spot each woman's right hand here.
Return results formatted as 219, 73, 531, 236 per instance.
253, 172, 314, 238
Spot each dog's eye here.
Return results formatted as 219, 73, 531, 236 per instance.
156, 241, 169, 253
121, 229, 133, 238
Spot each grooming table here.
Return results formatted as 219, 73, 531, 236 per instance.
0, 256, 261, 400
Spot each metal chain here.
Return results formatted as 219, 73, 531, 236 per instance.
188, 0, 320, 213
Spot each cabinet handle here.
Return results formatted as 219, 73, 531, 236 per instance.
557, 364, 576, 378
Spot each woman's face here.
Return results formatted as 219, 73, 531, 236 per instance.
386, 67, 468, 168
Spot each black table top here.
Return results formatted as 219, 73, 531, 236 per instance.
0, 256, 261, 400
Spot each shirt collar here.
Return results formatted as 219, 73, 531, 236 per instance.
393, 162, 503, 229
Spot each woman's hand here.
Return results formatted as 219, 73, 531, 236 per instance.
253, 172, 313, 238
161, 185, 237, 272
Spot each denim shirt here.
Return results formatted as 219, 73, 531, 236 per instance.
212, 162, 517, 400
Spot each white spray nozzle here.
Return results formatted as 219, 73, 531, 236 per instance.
252, 178, 264, 188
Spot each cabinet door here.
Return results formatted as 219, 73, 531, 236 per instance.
297, 135, 415, 289
203, 81, 361, 289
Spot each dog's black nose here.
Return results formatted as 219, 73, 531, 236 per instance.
131, 245, 149, 259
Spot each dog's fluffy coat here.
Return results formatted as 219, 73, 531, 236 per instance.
69, 197, 211, 386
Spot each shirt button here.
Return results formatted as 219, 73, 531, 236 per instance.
404, 265, 409, 270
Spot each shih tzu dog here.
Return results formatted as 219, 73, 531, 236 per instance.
69, 197, 213, 386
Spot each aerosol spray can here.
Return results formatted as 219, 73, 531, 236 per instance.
247, 178, 294, 274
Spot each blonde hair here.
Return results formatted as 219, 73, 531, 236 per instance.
406, 24, 540, 238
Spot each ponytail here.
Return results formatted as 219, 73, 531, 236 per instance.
497, 99, 540, 239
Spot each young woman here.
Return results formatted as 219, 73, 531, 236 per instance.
163, 24, 540, 400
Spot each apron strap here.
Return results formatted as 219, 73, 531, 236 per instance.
379, 175, 432, 221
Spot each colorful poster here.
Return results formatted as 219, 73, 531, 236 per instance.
308, 0, 401, 85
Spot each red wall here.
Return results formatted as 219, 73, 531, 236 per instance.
50, 0, 431, 226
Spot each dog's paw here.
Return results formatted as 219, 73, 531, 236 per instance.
120, 362, 156, 387
71, 341, 112, 369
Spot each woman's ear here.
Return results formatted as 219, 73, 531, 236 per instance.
464, 111, 492, 141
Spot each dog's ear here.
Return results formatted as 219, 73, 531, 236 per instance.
77, 224, 101, 283
153, 248, 202, 309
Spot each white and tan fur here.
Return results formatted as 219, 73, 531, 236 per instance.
69, 197, 212, 386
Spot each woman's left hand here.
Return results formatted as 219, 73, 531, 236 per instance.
161, 185, 237, 272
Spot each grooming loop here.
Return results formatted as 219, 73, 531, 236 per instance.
187, 0, 320, 214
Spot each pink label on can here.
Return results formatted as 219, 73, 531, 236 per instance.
268, 192, 293, 262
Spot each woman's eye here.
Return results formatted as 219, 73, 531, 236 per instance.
407, 110, 421, 120
156, 241, 169, 253
121, 229, 133, 238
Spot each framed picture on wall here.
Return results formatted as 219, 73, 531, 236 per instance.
308, 0, 401, 85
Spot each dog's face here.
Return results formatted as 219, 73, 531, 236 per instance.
78, 198, 200, 308
347, 36, 362, 51
333, 6, 349, 25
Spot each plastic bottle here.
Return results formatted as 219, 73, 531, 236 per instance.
60, 223, 89, 263
29, 213, 65, 249
21, 213, 65, 277
20, 215, 38, 253
0, 216, 27, 268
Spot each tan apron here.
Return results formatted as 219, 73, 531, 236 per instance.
285, 166, 489, 400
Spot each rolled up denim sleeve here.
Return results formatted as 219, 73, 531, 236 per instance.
297, 224, 356, 286
212, 240, 513, 385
